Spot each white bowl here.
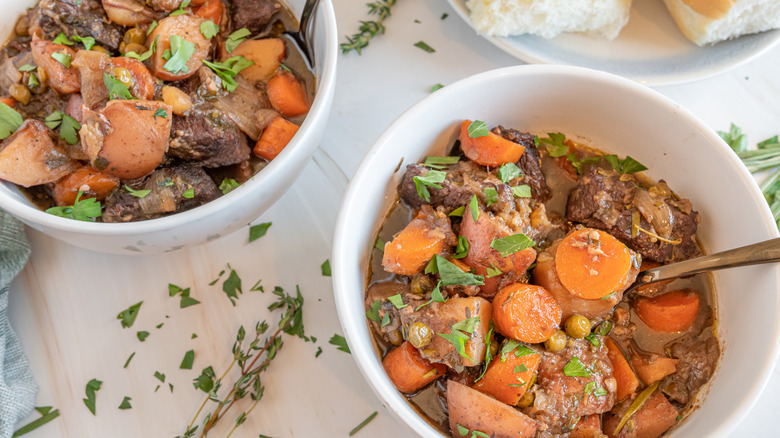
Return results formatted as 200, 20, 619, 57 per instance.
332, 65, 780, 437
0, 0, 337, 254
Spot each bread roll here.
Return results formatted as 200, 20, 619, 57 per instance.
663, 0, 780, 45
465, 0, 633, 40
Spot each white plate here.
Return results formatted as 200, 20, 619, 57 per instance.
447, 0, 780, 86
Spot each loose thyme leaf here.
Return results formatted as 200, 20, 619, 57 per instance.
414, 40, 435, 52
490, 234, 535, 257
83, 379, 102, 415
12, 407, 60, 437
118, 397, 132, 410
329, 334, 350, 353
321, 259, 331, 276
498, 162, 522, 183
117, 301, 143, 328
180, 349, 195, 370
563, 356, 591, 377
467, 120, 489, 138
200, 20, 219, 39
225, 28, 251, 53
349, 411, 377, 436
0, 103, 23, 140
249, 222, 272, 242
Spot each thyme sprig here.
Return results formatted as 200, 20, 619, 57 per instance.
340, 0, 396, 54
177, 286, 305, 438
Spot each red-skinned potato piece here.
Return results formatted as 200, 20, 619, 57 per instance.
227, 38, 286, 83
492, 283, 561, 344
101, 0, 155, 26
30, 37, 80, 95
447, 380, 537, 438
382, 341, 446, 394
80, 100, 173, 179
147, 15, 211, 81
472, 349, 541, 405
0, 120, 78, 187
110, 57, 154, 100
603, 390, 679, 438
459, 120, 525, 167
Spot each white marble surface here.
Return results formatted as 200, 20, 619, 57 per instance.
7, 0, 780, 436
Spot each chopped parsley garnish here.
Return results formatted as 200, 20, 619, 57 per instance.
44, 111, 80, 145
366, 299, 381, 323
374, 237, 385, 251
163, 35, 196, 74
438, 317, 480, 362
423, 155, 459, 169
225, 28, 251, 53
490, 233, 535, 257
567, 154, 600, 175
321, 259, 331, 276
500, 340, 535, 362
414, 40, 435, 52
180, 349, 195, 370
51, 52, 71, 68
82, 379, 102, 415
387, 294, 407, 309
486, 264, 502, 278
412, 169, 446, 202
512, 185, 531, 198
474, 323, 495, 382
169, 0, 191, 16
0, 102, 23, 140
449, 206, 465, 217
104, 73, 133, 100
595, 321, 613, 336
53, 33, 73, 45
123, 352, 135, 368
430, 255, 484, 286
604, 154, 648, 174
13, 406, 60, 435
118, 397, 132, 410
222, 266, 242, 305
193, 366, 215, 392
200, 20, 219, 39
484, 187, 498, 207
219, 178, 240, 194
27, 73, 39, 88
540, 133, 568, 157
563, 356, 591, 377
498, 162, 522, 183
125, 37, 157, 61
147, 20, 158, 35
469, 194, 479, 223
467, 120, 489, 138
431, 83, 444, 92
329, 334, 350, 353
203, 56, 254, 92
414, 281, 447, 310
249, 222, 272, 242
585, 333, 600, 347
72, 35, 95, 50
514, 364, 528, 373
451, 235, 470, 259
45, 191, 101, 221
18, 63, 36, 72
137, 331, 150, 342
349, 411, 377, 436
124, 184, 150, 198
117, 301, 143, 328
153, 108, 167, 119
182, 188, 195, 198
154, 371, 166, 383
169, 283, 200, 308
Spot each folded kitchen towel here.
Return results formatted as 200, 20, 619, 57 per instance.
0, 210, 37, 437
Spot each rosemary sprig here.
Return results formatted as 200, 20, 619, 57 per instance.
177, 286, 305, 438
340, 0, 396, 55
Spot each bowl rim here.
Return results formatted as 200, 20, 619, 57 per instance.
332, 64, 780, 437
0, 0, 339, 235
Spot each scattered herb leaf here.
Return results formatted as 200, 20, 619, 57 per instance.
249, 222, 272, 242
329, 334, 350, 353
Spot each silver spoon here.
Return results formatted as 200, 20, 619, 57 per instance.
286, 0, 320, 69
628, 236, 780, 294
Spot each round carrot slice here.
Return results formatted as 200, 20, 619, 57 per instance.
459, 120, 526, 167
492, 283, 562, 343
555, 228, 636, 300
635, 289, 700, 333
382, 217, 447, 276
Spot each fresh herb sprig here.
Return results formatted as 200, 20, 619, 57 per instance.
340, 0, 396, 55
178, 286, 305, 438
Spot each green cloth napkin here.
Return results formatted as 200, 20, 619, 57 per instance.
0, 210, 37, 437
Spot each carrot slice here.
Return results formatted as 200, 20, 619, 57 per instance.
53, 166, 120, 206
193, 0, 224, 24
555, 228, 638, 300
383, 341, 446, 394
459, 120, 526, 167
472, 348, 541, 406
635, 289, 700, 333
630, 348, 678, 386
253, 116, 299, 160
604, 337, 640, 402
267, 70, 310, 118
382, 209, 450, 276
492, 283, 561, 343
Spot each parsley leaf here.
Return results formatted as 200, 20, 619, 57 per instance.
321, 259, 331, 276
59, 114, 80, 145
169, 284, 200, 308
117, 301, 143, 328
72, 35, 95, 50
200, 20, 219, 39
203, 56, 254, 92
469, 194, 479, 223
104, 73, 133, 100
53, 33, 73, 45
51, 52, 71, 68
498, 162, 522, 183
604, 154, 648, 174
153, 108, 167, 119
467, 120, 489, 138
118, 397, 132, 410
219, 178, 240, 194
329, 334, 350, 353
451, 235, 470, 259
483, 187, 498, 207
438, 317, 480, 362
193, 366, 215, 392
413, 169, 446, 202
0, 102, 23, 140
365, 300, 381, 323
563, 356, 591, 377
182, 189, 195, 198
222, 267, 242, 305
45, 191, 101, 221
540, 133, 568, 157
180, 350, 195, 370
414, 40, 435, 52
432, 255, 484, 286
124, 184, 150, 198
18, 63, 37, 72
13, 406, 60, 435
387, 294, 407, 309
125, 37, 157, 61
136, 331, 149, 342
449, 206, 465, 217
423, 155, 459, 169
169, 0, 191, 16
27, 72, 40, 88
225, 28, 251, 53
249, 222, 272, 242
431, 83, 444, 92
163, 35, 196, 74
512, 185, 531, 198
486, 264, 502, 278
374, 237, 385, 251
490, 234, 535, 257
82, 379, 102, 415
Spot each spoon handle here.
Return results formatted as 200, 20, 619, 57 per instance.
634, 236, 780, 288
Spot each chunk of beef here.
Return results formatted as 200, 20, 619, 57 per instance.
168, 113, 250, 167
28, 0, 124, 52
660, 333, 719, 405
493, 125, 551, 202
365, 281, 408, 346
566, 165, 700, 263
102, 164, 220, 222
525, 338, 617, 434
231, 0, 280, 34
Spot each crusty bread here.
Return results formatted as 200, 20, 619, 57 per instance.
465, 0, 633, 40
663, 0, 780, 46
